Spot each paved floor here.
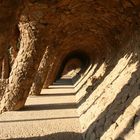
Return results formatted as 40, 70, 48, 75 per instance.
0, 78, 83, 140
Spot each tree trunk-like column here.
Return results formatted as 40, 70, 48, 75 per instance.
43, 55, 62, 88
43, 59, 56, 88
0, 19, 47, 112
29, 47, 55, 95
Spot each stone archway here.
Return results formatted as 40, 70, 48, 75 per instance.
55, 50, 90, 84
62, 58, 82, 77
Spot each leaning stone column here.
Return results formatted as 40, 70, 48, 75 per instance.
0, 13, 48, 112
29, 47, 55, 96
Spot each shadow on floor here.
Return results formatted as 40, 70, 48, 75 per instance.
22, 103, 77, 111
0, 116, 79, 123
8, 132, 83, 140
53, 78, 73, 86
38, 93, 75, 96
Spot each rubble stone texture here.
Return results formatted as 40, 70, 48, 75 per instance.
0, 0, 140, 140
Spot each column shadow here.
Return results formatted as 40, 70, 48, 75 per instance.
7, 132, 83, 140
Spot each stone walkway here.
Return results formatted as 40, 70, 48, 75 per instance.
0, 78, 83, 140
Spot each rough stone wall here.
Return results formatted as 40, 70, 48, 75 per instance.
76, 32, 140, 140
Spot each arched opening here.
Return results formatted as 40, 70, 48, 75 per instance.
62, 58, 82, 78
55, 50, 91, 85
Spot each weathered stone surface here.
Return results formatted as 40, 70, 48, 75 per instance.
0, 0, 140, 140
78, 34, 140, 140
